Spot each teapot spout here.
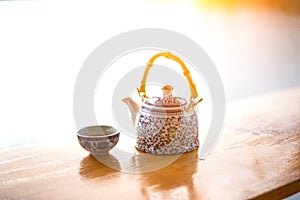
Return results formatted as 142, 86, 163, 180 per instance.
122, 97, 140, 126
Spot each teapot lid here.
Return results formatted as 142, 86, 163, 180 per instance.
144, 85, 187, 108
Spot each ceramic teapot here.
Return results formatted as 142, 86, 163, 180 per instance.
122, 52, 203, 154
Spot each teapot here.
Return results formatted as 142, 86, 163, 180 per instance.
122, 52, 203, 154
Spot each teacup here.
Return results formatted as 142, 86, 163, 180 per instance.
77, 125, 120, 155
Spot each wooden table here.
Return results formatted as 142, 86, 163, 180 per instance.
0, 87, 299, 200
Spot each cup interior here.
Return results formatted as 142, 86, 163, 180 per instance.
77, 125, 119, 137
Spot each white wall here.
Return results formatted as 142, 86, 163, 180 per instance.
0, 0, 299, 148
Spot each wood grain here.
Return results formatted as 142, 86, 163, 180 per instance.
0, 87, 299, 200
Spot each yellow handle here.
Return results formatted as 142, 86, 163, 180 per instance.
137, 52, 198, 100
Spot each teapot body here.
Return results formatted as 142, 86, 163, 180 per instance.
136, 98, 199, 154
123, 52, 203, 155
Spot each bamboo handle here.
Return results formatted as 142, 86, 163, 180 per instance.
137, 52, 198, 100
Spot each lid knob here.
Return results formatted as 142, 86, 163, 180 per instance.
162, 85, 173, 95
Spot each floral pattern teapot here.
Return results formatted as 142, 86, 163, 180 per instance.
122, 52, 203, 154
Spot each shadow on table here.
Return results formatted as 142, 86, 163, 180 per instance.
137, 149, 200, 199
79, 154, 120, 180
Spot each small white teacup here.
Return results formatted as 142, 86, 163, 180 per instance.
77, 125, 120, 155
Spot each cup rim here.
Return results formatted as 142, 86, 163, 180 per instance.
77, 125, 120, 138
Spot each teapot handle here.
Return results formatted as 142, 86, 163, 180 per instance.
137, 52, 199, 101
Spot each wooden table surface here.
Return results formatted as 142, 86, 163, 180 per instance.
0, 87, 299, 200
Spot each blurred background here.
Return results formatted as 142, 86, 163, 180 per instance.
0, 0, 299, 198
0, 0, 299, 147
